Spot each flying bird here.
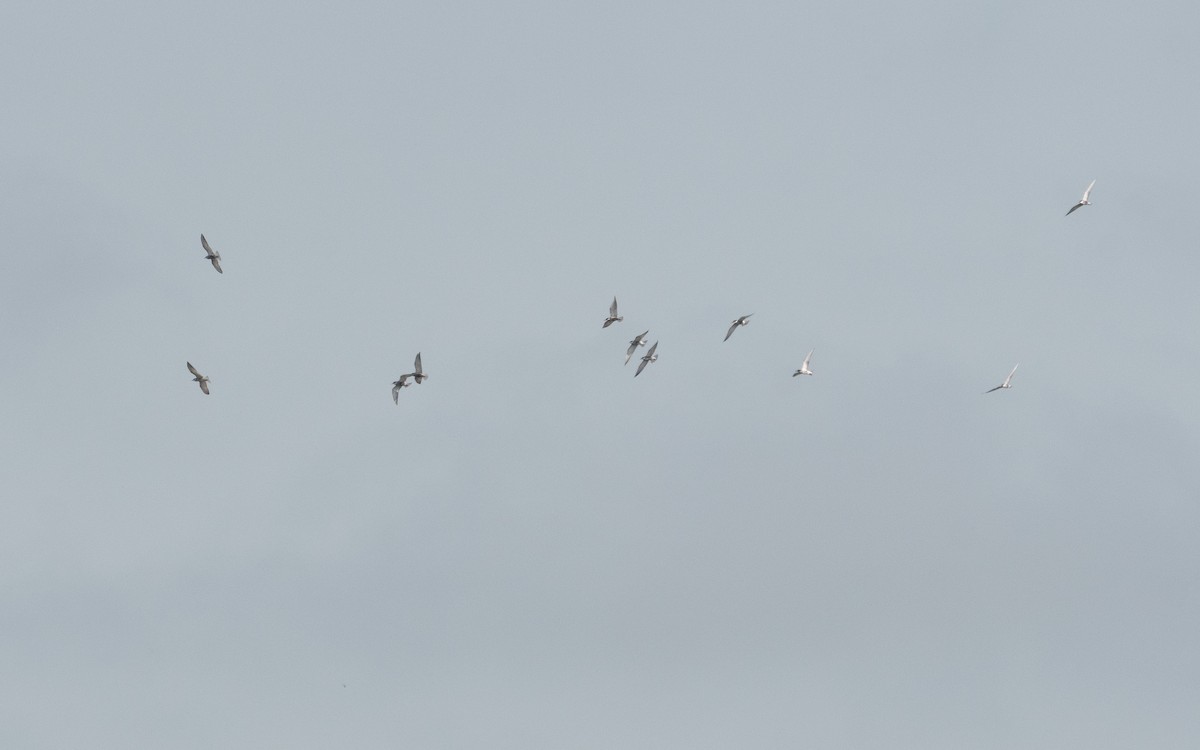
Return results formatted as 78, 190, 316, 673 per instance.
200, 234, 223, 273
391, 374, 412, 404
984, 364, 1019, 394
724, 314, 753, 342
1065, 180, 1096, 216
625, 331, 649, 364
186, 362, 210, 395
602, 297, 624, 328
635, 341, 659, 377
793, 349, 814, 377
411, 352, 427, 384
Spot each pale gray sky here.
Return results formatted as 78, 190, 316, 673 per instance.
3, 1, 1199, 747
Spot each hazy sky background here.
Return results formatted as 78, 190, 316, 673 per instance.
2, 1, 1199, 747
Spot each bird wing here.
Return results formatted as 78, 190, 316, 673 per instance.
645, 341, 658, 358
610, 297, 619, 317
211, 257, 223, 273
635, 357, 648, 376
803, 349, 813, 368
1004, 364, 1018, 386
201, 234, 212, 255
413, 353, 422, 375
724, 321, 740, 341
199, 380, 210, 395
984, 385, 1003, 394
392, 384, 400, 404
1065, 202, 1084, 216
1081, 179, 1096, 202
187, 361, 202, 378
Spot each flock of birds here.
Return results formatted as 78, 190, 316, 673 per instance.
184, 180, 1099, 399
391, 353, 428, 403
607, 306, 799, 380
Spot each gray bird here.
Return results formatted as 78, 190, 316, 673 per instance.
411, 352, 428, 384
984, 364, 1019, 394
724, 314, 753, 342
186, 361, 210, 395
602, 297, 624, 328
391, 374, 412, 404
625, 331, 649, 364
792, 349, 814, 377
1065, 180, 1096, 216
635, 341, 659, 377
200, 234, 223, 274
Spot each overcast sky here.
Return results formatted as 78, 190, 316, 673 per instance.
2, 1, 1199, 747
